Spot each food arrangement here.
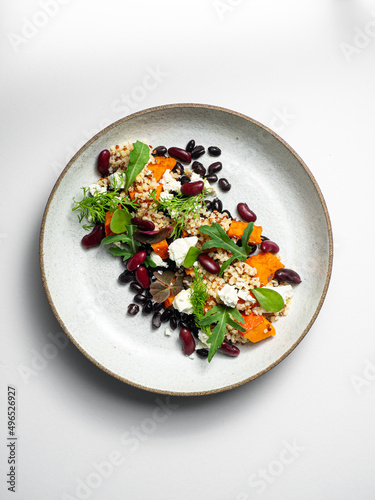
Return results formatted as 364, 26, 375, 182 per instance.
72, 139, 301, 362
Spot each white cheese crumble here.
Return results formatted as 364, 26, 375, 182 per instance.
150, 251, 168, 268
173, 289, 193, 314
237, 288, 256, 304
168, 236, 198, 267
197, 330, 210, 349
164, 327, 172, 337
218, 284, 238, 308
108, 171, 125, 189
160, 169, 181, 193
88, 182, 107, 196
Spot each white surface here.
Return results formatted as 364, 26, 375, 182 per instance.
1, 0, 374, 498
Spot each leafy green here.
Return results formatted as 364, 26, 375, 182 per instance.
190, 269, 209, 334
110, 208, 132, 234
199, 222, 254, 275
183, 247, 201, 268
101, 224, 151, 264
150, 189, 208, 238
149, 271, 184, 303
252, 288, 284, 313
199, 305, 245, 362
124, 141, 151, 193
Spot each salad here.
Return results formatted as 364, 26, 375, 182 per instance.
72, 140, 302, 362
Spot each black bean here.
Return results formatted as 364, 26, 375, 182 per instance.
118, 270, 134, 283
172, 162, 184, 175
191, 145, 205, 159
145, 290, 153, 299
180, 175, 190, 185
161, 308, 173, 323
191, 326, 200, 339
153, 302, 164, 312
152, 146, 167, 156
192, 163, 206, 177
208, 161, 222, 174
247, 245, 257, 256
261, 235, 270, 241
152, 312, 162, 329
218, 178, 231, 192
174, 310, 181, 320
142, 300, 153, 315
170, 316, 178, 330
208, 146, 221, 157
186, 140, 195, 153
205, 173, 218, 183
134, 293, 147, 305
222, 209, 232, 219
204, 199, 213, 210
213, 198, 223, 212
130, 282, 143, 293
179, 321, 189, 329
127, 304, 139, 315
196, 348, 209, 358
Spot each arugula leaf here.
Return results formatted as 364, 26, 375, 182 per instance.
124, 141, 150, 193
184, 247, 201, 268
101, 234, 132, 246
252, 288, 284, 313
144, 256, 157, 268
200, 222, 254, 275
199, 305, 246, 362
110, 208, 132, 234
108, 248, 133, 260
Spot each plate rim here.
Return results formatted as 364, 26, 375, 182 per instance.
39, 103, 333, 396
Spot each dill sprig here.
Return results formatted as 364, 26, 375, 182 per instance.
190, 269, 210, 335
149, 189, 207, 237
72, 186, 139, 231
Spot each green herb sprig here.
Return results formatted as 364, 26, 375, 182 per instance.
199, 222, 254, 275
199, 305, 246, 362
190, 270, 210, 335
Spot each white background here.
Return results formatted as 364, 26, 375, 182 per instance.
1, 0, 375, 498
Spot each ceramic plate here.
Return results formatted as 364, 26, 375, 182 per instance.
40, 104, 332, 395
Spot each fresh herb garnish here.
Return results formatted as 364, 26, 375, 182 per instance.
101, 224, 156, 265
183, 246, 201, 268
72, 186, 138, 230
110, 207, 132, 234
190, 269, 209, 334
149, 271, 184, 303
252, 288, 284, 313
124, 141, 151, 193
199, 305, 246, 362
199, 222, 254, 275
150, 190, 208, 237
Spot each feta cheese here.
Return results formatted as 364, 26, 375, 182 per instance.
197, 330, 210, 348
108, 171, 125, 189
164, 327, 172, 337
218, 284, 238, 308
88, 182, 107, 196
150, 251, 168, 268
159, 191, 174, 201
173, 289, 193, 314
160, 169, 181, 194
168, 236, 198, 266
237, 289, 256, 304
264, 284, 294, 303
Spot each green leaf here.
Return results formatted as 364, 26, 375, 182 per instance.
252, 287, 285, 313
101, 234, 132, 245
125, 225, 140, 254
110, 208, 132, 234
241, 222, 254, 254
124, 141, 150, 193
144, 256, 157, 268
183, 247, 201, 268
108, 248, 132, 260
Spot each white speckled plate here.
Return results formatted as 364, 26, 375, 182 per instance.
40, 104, 332, 395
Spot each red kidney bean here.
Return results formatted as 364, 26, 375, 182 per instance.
131, 217, 155, 231
127, 250, 147, 271
198, 254, 220, 274
179, 328, 195, 355
181, 180, 204, 196
274, 268, 302, 284
205, 173, 218, 183
260, 240, 280, 254
152, 312, 162, 328
208, 161, 222, 174
81, 224, 105, 249
152, 146, 167, 156
134, 293, 147, 305
97, 150, 110, 176
168, 147, 191, 164
191, 145, 205, 159
237, 202, 257, 222
127, 304, 139, 315
186, 140, 195, 153
218, 178, 231, 192
196, 348, 209, 358
135, 265, 150, 289
118, 270, 134, 283
142, 300, 153, 315
208, 146, 221, 157
218, 341, 240, 357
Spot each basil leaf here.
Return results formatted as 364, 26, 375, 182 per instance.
124, 141, 150, 193
110, 208, 132, 234
252, 288, 284, 313
183, 247, 201, 267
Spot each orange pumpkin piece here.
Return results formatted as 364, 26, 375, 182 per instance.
155, 184, 163, 200
241, 313, 276, 342
151, 239, 169, 260
147, 156, 176, 182
227, 221, 262, 244
246, 252, 285, 286
163, 295, 175, 309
